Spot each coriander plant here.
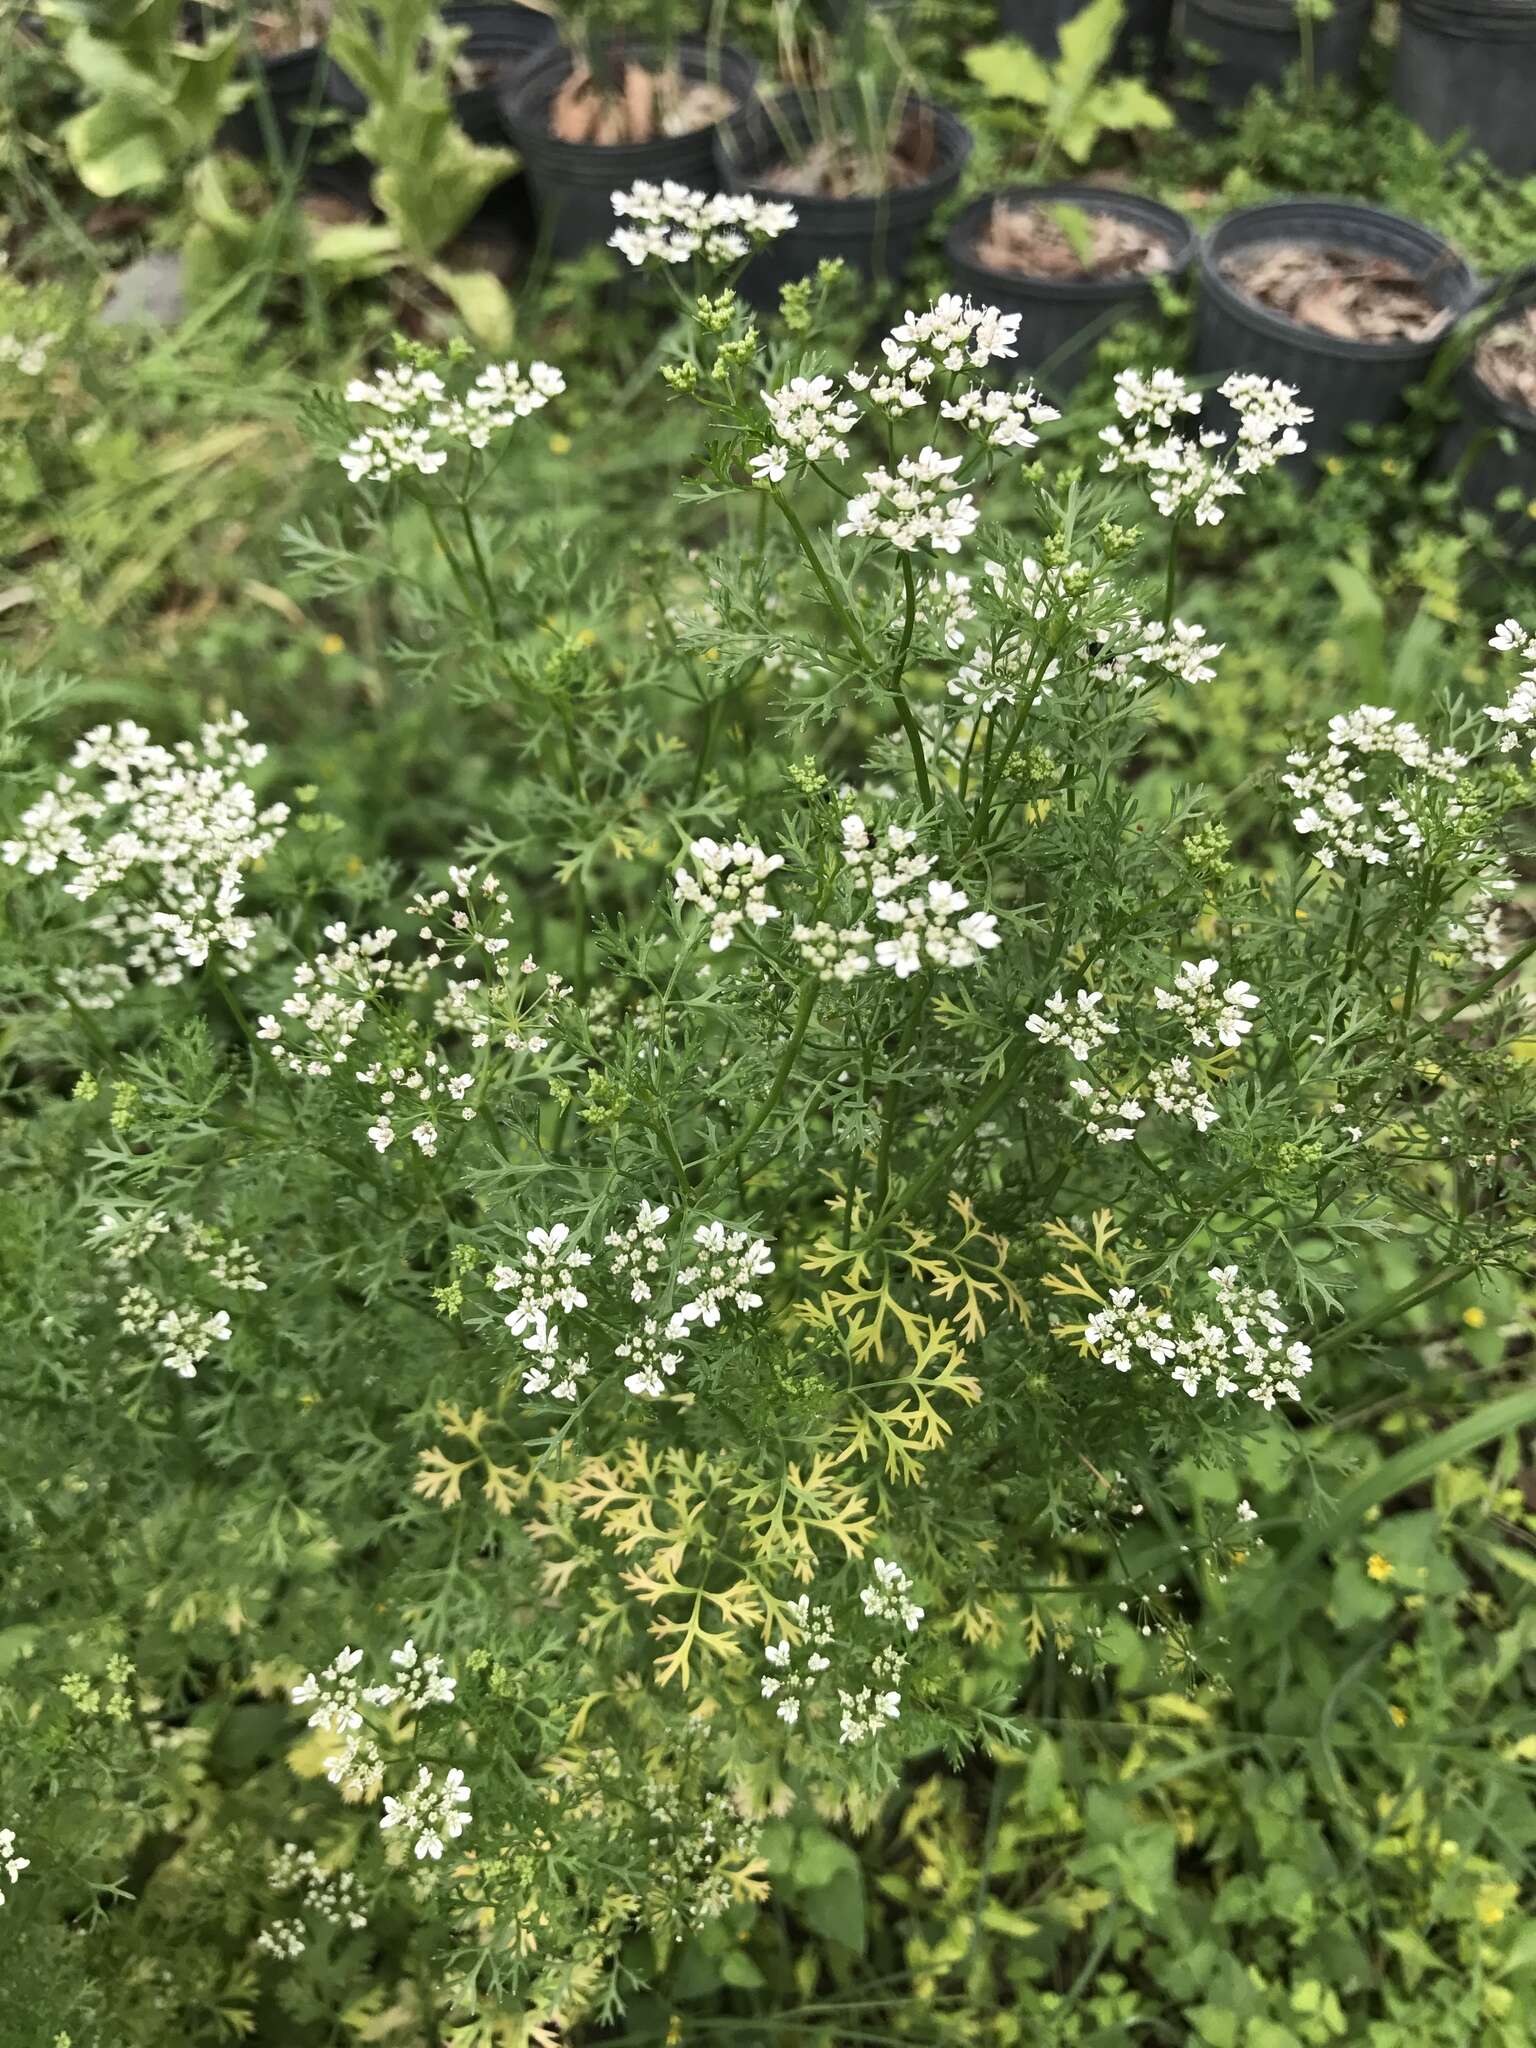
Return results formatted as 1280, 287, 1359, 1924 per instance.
2, 193, 1533, 2042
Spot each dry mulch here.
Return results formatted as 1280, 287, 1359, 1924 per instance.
755, 112, 938, 199
973, 200, 1173, 282
1476, 306, 1536, 413
1223, 240, 1451, 342
547, 62, 735, 145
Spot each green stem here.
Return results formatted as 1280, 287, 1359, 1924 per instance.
694, 980, 818, 1194
889, 552, 933, 810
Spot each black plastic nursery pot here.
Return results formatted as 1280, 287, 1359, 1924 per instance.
997, 0, 1174, 70
499, 38, 757, 262
1392, 0, 1536, 179
442, 1, 558, 147
1173, 0, 1372, 119
946, 184, 1194, 393
1438, 363, 1536, 540
219, 44, 366, 171
1434, 277, 1536, 539
1194, 198, 1476, 458
714, 92, 972, 308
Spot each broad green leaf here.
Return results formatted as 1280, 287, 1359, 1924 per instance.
429, 266, 516, 354
963, 39, 1054, 106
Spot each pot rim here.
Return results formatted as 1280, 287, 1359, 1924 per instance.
946, 183, 1196, 301
716, 89, 972, 213
1198, 196, 1477, 362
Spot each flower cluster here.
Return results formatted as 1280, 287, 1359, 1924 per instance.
0, 328, 57, 376
760, 1594, 835, 1725
1026, 987, 1119, 1061
674, 836, 785, 951
1081, 1266, 1312, 1409
257, 1844, 368, 1962
0, 1827, 28, 1906
1099, 369, 1311, 524
339, 355, 564, 483
260, 868, 569, 1155
609, 180, 797, 268
485, 1209, 775, 1401
1090, 614, 1223, 692
2, 714, 288, 987
291, 1641, 466, 1855
99, 1209, 266, 1379
492, 1223, 594, 1401
827, 814, 1000, 978
643, 1786, 764, 1928
758, 1560, 924, 1745
381, 1766, 473, 1863
1152, 958, 1259, 1051
750, 373, 861, 485
939, 380, 1060, 452
859, 1556, 924, 1633
847, 294, 1021, 415
838, 447, 978, 554
1486, 620, 1536, 764
1280, 708, 1466, 869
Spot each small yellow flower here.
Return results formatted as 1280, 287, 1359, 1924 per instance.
1388, 1703, 1407, 1727
574, 627, 597, 648
345, 854, 364, 876
320, 633, 346, 655
1462, 1305, 1486, 1329
549, 432, 572, 456
1367, 1553, 1393, 1582
703, 647, 720, 661
1477, 1882, 1514, 1926
1294, 908, 1308, 921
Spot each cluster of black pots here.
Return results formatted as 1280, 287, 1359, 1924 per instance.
946, 186, 1532, 490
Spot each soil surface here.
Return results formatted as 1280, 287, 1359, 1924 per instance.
755, 110, 938, 199
1476, 306, 1536, 413
547, 62, 735, 145
1222, 240, 1450, 342
973, 200, 1174, 282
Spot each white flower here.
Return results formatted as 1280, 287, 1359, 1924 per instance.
0, 1827, 29, 1905
609, 180, 796, 268
754, 374, 861, 483
0, 329, 58, 376
361, 1639, 458, 1713
1080, 1268, 1311, 1409
841, 817, 999, 975
338, 354, 562, 483
794, 919, 873, 983
670, 1220, 775, 1331
860, 1558, 924, 1633
1485, 618, 1536, 764
1069, 1078, 1145, 1143
839, 448, 978, 555
380, 1765, 472, 1861
849, 296, 1023, 416
617, 1316, 687, 1398
1281, 707, 1465, 869
1, 714, 288, 987
1026, 988, 1119, 1062
1152, 959, 1259, 1050
939, 381, 1059, 451
1148, 1057, 1220, 1132
257, 1844, 367, 1960
673, 836, 784, 952
604, 1200, 673, 1303
1099, 369, 1310, 525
